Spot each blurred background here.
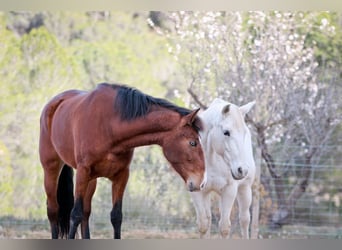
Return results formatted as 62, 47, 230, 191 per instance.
0, 11, 341, 238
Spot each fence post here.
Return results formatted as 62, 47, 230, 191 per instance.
251, 146, 261, 239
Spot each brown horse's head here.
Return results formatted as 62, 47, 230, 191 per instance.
161, 109, 207, 192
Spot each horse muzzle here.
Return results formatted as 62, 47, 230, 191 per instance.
187, 172, 207, 192
187, 181, 199, 192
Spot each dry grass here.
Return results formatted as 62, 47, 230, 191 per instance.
0, 227, 200, 239
1, 223, 341, 239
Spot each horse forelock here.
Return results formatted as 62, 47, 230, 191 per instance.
103, 83, 192, 121
201, 100, 249, 145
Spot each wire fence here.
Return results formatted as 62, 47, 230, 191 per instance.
85, 145, 342, 239
1, 145, 342, 239
256, 164, 342, 238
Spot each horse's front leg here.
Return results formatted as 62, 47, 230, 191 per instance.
81, 179, 97, 239
237, 184, 252, 239
190, 191, 211, 238
69, 166, 91, 239
109, 167, 129, 239
219, 184, 238, 239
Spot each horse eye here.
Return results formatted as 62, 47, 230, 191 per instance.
189, 141, 197, 147
223, 130, 230, 136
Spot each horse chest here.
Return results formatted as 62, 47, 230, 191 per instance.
205, 166, 232, 192
205, 176, 228, 192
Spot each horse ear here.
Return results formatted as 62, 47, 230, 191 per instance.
182, 108, 202, 130
222, 104, 230, 115
187, 108, 201, 124
239, 101, 255, 116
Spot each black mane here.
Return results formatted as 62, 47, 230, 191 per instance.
102, 83, 192, 120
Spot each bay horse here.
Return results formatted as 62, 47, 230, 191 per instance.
39, 83, 207, 239
190, 98, 256, 238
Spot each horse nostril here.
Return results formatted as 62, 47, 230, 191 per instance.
200, 182, 205, 190
238, 167, 243, 175
189, 181, 194, 192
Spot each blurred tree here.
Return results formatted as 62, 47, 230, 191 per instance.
158, 11, 342, 228
6, 11, 44, 36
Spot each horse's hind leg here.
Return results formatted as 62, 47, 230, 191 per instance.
40, 131, 63, 239
236, 184, 252, 239
81, 178, 97, 239
42, 159, 63, 239
109, 167, 129, 239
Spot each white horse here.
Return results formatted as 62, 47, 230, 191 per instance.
191, 98, 256, 239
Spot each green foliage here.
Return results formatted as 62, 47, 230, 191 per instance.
70, 39, 167, 95
0, 24, 85, 217
302, 12, 342, 68
0, 11, 188, 220
0, 141, 13, 215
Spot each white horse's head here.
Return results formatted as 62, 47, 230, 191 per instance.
202, 99, 255, 180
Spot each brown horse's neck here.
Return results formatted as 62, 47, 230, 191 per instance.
113, 108, 181, 151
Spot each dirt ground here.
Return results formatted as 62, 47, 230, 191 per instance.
1, 222, 341, 239
0, 227, 202, 239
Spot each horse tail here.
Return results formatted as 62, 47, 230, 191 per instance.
57, 164, 74, 239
